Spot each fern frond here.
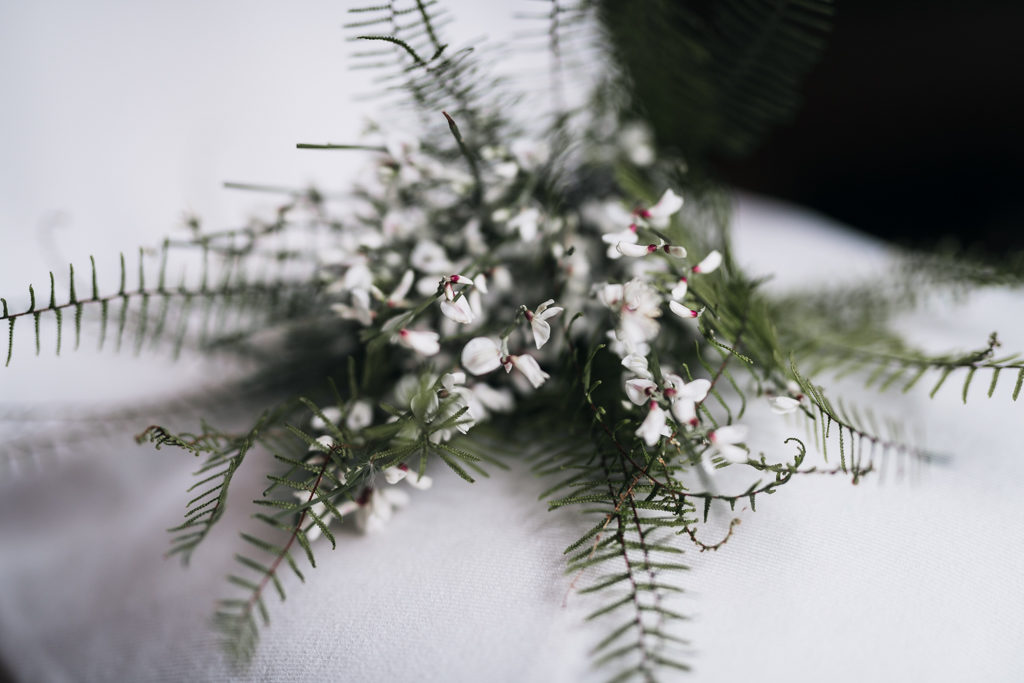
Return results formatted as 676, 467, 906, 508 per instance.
597, 0, 834, 164
790, 360, 935, 471
213, 418, 371, 663
152, 407, 293, 565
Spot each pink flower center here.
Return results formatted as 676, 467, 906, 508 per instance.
646, 244, 657, 253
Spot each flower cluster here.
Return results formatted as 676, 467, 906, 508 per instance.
303, 127, 773, 534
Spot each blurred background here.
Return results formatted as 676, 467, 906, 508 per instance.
717, 0, 1024, 253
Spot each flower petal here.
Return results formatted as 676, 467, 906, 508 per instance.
625, 378, 658, 406
717, 443, 748, 464
670, 398, 697, 426
310, 406, 343, 431
669, 300, 699, 319
346, 400, 374, 431
622, 353, 652, 379
510, 354, 550, 388
769, 396, 801, 414
461, 337, 503, 375
712, 424, 749, 445
694, 250, 722, 274
616, 241, 651, 258
440, 296, 475, 324
679, 378, 711, 403
531, 318, 551, 349
397, 329, 441, 356
636, 402, 668, 447
670, 279, 688, 300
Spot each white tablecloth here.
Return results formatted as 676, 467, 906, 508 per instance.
2, 195, 1022, 682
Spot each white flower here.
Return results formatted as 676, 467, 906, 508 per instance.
489, 265, 514, 293
440, 273, 472, 301
451, 386, 486, 426
433, 391, 475, 439
601, 217, 639, 259
310, 406, 343, 431
370, 269, 414, 308
616, 241, 651, 258
439, 371, 477, 430
471, 383, 515, 413
670, 278, 688, 300
440, 295, 475, 324
625, 378, 658, 405
664, 374, 711, 426
693, 250, 722, 274
381, 207, 424, 239
346, 400, 374, 431
355, 487, 410, 534
606, 328, 650, 358
441, 371, 466, 392
462, 337, 504, 375
508, 207, 541, 240
669, 300, 699, 320
619, 122, 655, 167
410, 240, 453, 274
331, 288, 376, 326
597, 279, 663, 358
769, 396, 801, 415
382, 463, 434, 490
492, 160, 519, 180
636, 401, 671, 447
394, 328, 440, 356
508, 354, 550, 389
639, 189, 684, 228
596, 283, 623, 308
615, 241, 687, 259
621, 353, 652, 379
525, 299, 563, 349
707, 424, 749, 463
619, 279, 663, 349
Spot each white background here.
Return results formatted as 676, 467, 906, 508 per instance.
1, 2, 1023, 682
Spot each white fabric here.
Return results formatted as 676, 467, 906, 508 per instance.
2, 3, 1024, 681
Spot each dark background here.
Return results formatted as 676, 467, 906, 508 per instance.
717, 1, 1024, 253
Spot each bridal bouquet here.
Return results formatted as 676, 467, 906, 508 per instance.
4, 2, 1021, 680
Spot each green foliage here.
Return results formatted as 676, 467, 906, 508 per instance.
597, 0, 833, 165
138, 406, 296, 565
346, 0, 495, 137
